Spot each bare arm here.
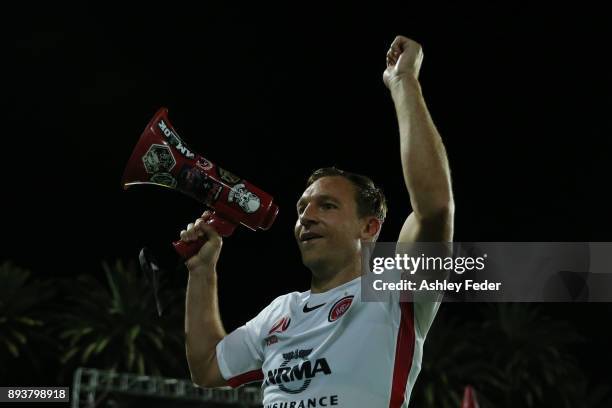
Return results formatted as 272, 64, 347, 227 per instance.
384, 36, 454, 242
183, 212, 227, 387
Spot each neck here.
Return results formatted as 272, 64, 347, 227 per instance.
310, 256, 361, 293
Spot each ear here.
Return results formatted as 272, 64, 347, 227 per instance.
360, 217, 382, 241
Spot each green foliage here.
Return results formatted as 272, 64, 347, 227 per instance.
477, 304, 585, 407
0, 261, 58, 383
413, 314, 504, 408
53, 259, 188, 380
412, 303, 611, 408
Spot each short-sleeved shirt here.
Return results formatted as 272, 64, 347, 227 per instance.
216, 277, 439, 408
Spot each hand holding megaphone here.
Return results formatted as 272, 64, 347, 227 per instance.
179, 210, 224, 268
122, 108, 279, 259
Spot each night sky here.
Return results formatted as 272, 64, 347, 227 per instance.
5, 3, 612, 385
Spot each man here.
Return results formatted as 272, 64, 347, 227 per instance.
182, 35, 454, 407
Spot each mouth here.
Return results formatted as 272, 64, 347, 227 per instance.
299, 232, 324, 243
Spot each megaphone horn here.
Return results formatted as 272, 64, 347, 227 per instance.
122, 107, 279, 259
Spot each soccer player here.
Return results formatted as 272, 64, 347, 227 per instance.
183, 35, 454, 407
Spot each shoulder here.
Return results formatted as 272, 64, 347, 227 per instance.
270, 290, 303, 307
255, 291, 302, 320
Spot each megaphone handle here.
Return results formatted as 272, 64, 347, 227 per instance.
172, 238, 207, 260
172, 212, 237, 259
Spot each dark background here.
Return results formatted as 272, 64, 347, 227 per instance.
4, 2, 611, 392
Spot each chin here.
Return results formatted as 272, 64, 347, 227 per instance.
301, 253, 319, 268
301, 252, 328, 272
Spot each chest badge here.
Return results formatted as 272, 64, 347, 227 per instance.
328, 295, 354, 322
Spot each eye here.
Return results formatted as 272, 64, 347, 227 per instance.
322, 202, 337, 210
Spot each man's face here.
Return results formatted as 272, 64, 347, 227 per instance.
294, 176, 368, 272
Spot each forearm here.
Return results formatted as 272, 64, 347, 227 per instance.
390, 76, 454, 219
185, 266, 226, 383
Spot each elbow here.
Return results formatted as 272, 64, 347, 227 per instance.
187, 358, 205, 387
191, 373, 213, 389
186, 352, 214, 388
187, 347, 225, 389
185, 334, 225, 388
189, 365, 218, 388
190, 373, 206, 388
419, 201, 455, 242
411, 184, 455, 223
420, 199, 455, 224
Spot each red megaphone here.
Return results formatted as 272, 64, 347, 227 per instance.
122, 107, 279, 259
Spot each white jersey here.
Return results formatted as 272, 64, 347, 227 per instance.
216, 277, 439, 408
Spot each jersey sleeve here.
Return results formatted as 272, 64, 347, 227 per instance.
215, 305, 269, 387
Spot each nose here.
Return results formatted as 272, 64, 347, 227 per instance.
299, 203, 319, 228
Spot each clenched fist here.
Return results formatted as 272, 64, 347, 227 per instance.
180, 210, 223, 273
383, 35, 423, 89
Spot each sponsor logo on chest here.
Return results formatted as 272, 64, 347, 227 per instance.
265, 349, 332, 394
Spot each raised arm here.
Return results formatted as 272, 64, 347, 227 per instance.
183, 211, 227, 387
383, 35, 454, 243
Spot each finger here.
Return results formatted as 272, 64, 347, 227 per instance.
391, 35, 409, 48
195, 214, 214, 232
198, 222, 217, 235
393, 35, 423, 57
193, 220, 203, 237
390, 43, 401, 53
198, 223, 222, 243
387, 44, 401, 57
186, 222, 203, 240
181, 229, 197, 242
391, 35, 419, 57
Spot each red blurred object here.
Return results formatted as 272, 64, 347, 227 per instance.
122, 107, 279, 259
461, 385, 480, 408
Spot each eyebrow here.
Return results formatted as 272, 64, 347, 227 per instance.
296, 194, 340, 208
